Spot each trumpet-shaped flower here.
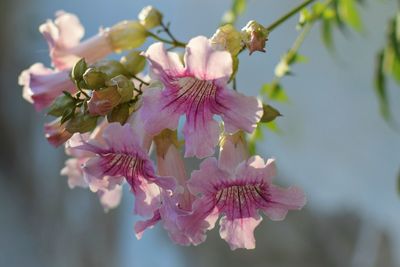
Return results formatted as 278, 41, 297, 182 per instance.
19, 64, 75, 111
74, 122, 175, 217
179, 156, 306, 250
140, 36, 263, 158
40, 10, 113, 70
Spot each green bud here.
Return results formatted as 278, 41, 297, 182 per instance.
83, 68, 107, 89
47, 93, 76, 117
91, 60, 129, 80
71, 58, 88, 82
109, 20, 148, 52
138, 6, 163, 29
107, 102, 130, 125
106, 75, 134, 103
66, 112, 98, 134
120, 51, 146, 76
241, 20, 269, 55
210, 24, 243, 56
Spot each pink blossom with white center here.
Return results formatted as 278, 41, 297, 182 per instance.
140, 36, 263, 158
179, 156, 306, 250
74, 122, 176, 217
40, 10, 113, 70
19, 64, 75, 111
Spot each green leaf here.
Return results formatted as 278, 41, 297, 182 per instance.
66, 112, 98, 133
338, 0, 362, 32
71, 58, 88, 82
47, 94, 76, 117
261, 83, 289, 102
374, 50, 390, 120
248, 125, 263, 155
260, 104, 282, 123
265, 120, 281, 134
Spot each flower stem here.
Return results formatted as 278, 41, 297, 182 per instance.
266, 0, 317, 32
132, 75, 150, 86
147, 31, 186, 48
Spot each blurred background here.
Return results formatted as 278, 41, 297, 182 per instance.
1, 0, 400, 266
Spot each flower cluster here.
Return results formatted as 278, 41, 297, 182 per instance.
19, 7, 306, 250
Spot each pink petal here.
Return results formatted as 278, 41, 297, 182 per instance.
234, 156, 276, 184
98, 185, 123, 211
219, 215, 262, 250
184, 36, 232, 82
177, 198, 219, 245
218, 132, 248, 172
134, 210, 161, 239
52, 11, 85, 48
44, 118, 73, 147
183, 108, 220, 158
144, 42, 184, 82
133, 178, 162, 217
60, 158, 88, 189
217, 88, 263, 134
187, 157, 229, 196
262, 185, 306, 221
140, 88, 181, 135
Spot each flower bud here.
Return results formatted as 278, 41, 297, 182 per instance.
210, 24, 243, 56
109, 21, 148, 52
241, 20, 269, 55
88, 87, 122, 116
106, 75, 134, 103
91, 60, 129, 80
138, 6, 163, 29
83, 68, 107, 89
120, 51, 146, 76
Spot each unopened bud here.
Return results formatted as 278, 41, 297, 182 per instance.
92, 60, 129, 80
109, 21, 148, 52
138, 6, 163, 29
210, 24, 243, 56
83, 68, 107, 89
120, 51, 146, 75
88, 87, 122, 116
241, 20, 269, 55
107, 75, 135, 103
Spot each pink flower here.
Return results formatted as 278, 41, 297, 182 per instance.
134, 130, 193, 244
44, 118, 73, 147
40, 10, 113, 70
179, 156, 306, 250
74, 122, 175, 217
61, 122, 124, 211
19, 64, 75, 111
140, 36, 263, 158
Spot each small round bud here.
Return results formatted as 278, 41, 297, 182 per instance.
120, 51, 146, 76
138, 6, 163, 29
107, 75, 134, 103
109, 21, 148, 52
210, 24, 243, 56
92, 60, 129, 80
66, 112, 98, 134
241, 20, 269, 55
83, 68, 107, 89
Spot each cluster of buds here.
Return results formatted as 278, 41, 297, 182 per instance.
19, 6, 305, 250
